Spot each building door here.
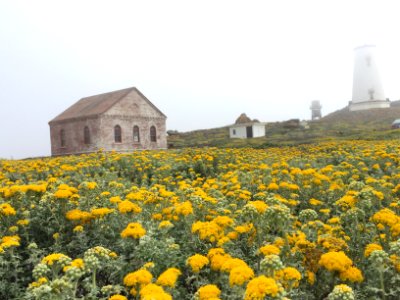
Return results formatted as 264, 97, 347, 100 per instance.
246, 126, 253, 138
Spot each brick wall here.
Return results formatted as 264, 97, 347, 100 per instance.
49, 90, 167, 155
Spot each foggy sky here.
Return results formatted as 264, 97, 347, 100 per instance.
1, 0, 400, 159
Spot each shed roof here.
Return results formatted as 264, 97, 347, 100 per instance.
49, 87, 166, 124
235, 113, 252, 124
229, 122, 267, 128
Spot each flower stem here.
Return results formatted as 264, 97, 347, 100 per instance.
92, 268, 97, 291
379, 269, 386, 300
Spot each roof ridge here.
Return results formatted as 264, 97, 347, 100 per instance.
49, 87, 166, 124
95, 87, 136, 116
80, 87, 135, 100
133, 88, 167, 118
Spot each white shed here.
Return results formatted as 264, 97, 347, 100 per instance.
229, 122, 266, 139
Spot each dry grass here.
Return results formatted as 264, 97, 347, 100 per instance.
168, 102, 400, 148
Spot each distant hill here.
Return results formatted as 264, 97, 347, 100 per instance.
167, 102, 400, 148
321, 100, 400, 129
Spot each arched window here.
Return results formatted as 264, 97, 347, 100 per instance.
60, 129, 66, 147
133, 125, 140, 142
114, 125, 122, 143
150, 126, 157, 142
84, 126, 90, 144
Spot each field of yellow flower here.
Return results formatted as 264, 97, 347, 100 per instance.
2, 141, 400, 299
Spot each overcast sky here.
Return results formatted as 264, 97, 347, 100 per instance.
1, 0, 400, 159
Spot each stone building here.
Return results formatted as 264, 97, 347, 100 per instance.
49, 87, 167, 156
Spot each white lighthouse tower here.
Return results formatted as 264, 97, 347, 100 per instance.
310, 100, 322, 120
349, 45, 390, 111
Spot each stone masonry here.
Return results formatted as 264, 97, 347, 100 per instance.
49, 87, 167, 156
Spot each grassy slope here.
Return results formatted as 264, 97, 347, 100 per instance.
167, 102, 400, 148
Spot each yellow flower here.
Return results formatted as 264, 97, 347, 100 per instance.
318, 251, 353, 273
259, 245, 281, 256
217, 236, 231, 247
54, 189, 73, 199
328, 284, 354, 299
118, 200, 142, 214
327, 217, 340, 224
174, 201, 193, 216
42, 253, 70, 266
191, 221, 223, 243
91, 207, 114, 218
207, 248, 232, 271
391, 223, 400, 237
0, 203, 16, 216
66, 209, 92, 222
213, 215, 234, 227
152, 213, 163, 220
320, 208, 331, 215
47, 177, 57, 183
71, 258, 84, 269
186, 254, 209, 273
226, 231, 238, 240
123, 269, 153, 287
371, 208, 399, 227
196, 284, 221, 300
390, 254, 400, 272
64, 258, 85, 272
234, 223, 254, 234
139, 283, 172, 300
1, 235, 20, 248
121, 222, 146, 239
339, 266, 363, 283
319, 236, 348, 252
274, 237, 285, 248
275, 267, 302, 287
109, 295, 128, 300
83, 181, 97, 190
110, 196, 122, 203
267, 182, 279, 191
364, 243, 383, 258
309, 198, 323, 206
156, 268, 182, 287
29, 277, 48, 288
229, 265, 254, 286
143, 262, 155, 270
220, 258, 248, 273
8, 226, 18, 233
244, 276, 283, 299
247, 201, 268, 213
335, 195, 357, 209
158, 220, 174, 230
17, 219, 29, 226
306, 270, 315, 285
73, 225, 84, 232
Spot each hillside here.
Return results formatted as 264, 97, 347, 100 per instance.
321, 100, 400, 128
167, 102, 400, 148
